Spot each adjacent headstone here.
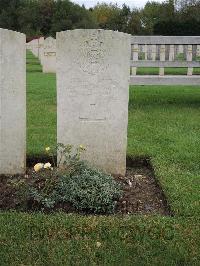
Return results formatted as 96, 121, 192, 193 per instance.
38, 37, 44, 65
26, 42, 31, 50
0, 28, 26, 174
57, 29, 131, 176
29, 40, 33, 53
31, 38, 39, 58
42, 37, 56, 73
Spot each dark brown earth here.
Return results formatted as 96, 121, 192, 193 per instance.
116, 159, 171, 215
0, 157, 172, 216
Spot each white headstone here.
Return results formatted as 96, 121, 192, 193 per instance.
57, 29, 131, 176
29, 40, 33, 53
26, 42, 31, 50
0, 28, 26, 174
42, 37, 56, 73
29, 40, 34, 53
38, 37, 44, 65
31, 38, 39, 58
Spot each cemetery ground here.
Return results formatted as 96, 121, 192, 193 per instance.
0, 51, 200, 265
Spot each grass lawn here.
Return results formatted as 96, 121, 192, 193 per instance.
27, 52, 56, 155
137, 67, 200, 75
0, 51, 200, 265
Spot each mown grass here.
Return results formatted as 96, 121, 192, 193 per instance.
137, 52, 200, 75
128, 85, 200, 218
1, 213, 199, 265
137, 67, 200, 75
27, 52, 56, 155
0, 51, 199, 265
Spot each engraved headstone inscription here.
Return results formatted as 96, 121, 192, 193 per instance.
42, 37, 56, 73
57, 29, 131, 175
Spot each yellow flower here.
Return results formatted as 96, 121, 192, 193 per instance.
96, 242, 101, 248
79, 144, 86, 150
44, 162, 52, 169
34, 163, 44, 172
45, 147, 50, 152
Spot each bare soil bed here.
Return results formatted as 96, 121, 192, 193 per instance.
0, 158, 171, 216
116, 158, 171, 215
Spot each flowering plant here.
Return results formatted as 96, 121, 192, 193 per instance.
10, 143, 122, 213
9, 143, 86, 210
33, 143, 86, 173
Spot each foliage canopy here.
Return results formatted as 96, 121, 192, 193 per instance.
0, 0, 200, 38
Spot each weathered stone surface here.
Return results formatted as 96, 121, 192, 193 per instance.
42, 37, 56, 73
0, 28, 26, 174
57, 29, 131, 176
38, 37, 44, 65
31, 38, 39, 58
26, 41, 31, 50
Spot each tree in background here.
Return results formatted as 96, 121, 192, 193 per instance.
17, 0, 55, 37
0, 0, 200, 37
0, 0, 97, 38
0, 0, 22, 31
91, 3, 121, 30
140, 0, 176, 35
50, 0, 97, 36
153, 0, 200, 35
127, 10, 143, 35
177, 0, 200, 21
91, 3, 143, 35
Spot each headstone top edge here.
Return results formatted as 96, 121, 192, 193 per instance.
44, 36, 56, 40
56, 29, 131, 39
0, 28, 25, 38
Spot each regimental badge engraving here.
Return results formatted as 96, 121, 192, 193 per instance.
76, 32, 108, 75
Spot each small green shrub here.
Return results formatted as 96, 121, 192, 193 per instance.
58, 166, 123, 214
28, 169, 59, 209
10, 144, 122, 214
10, 143, 86, 210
